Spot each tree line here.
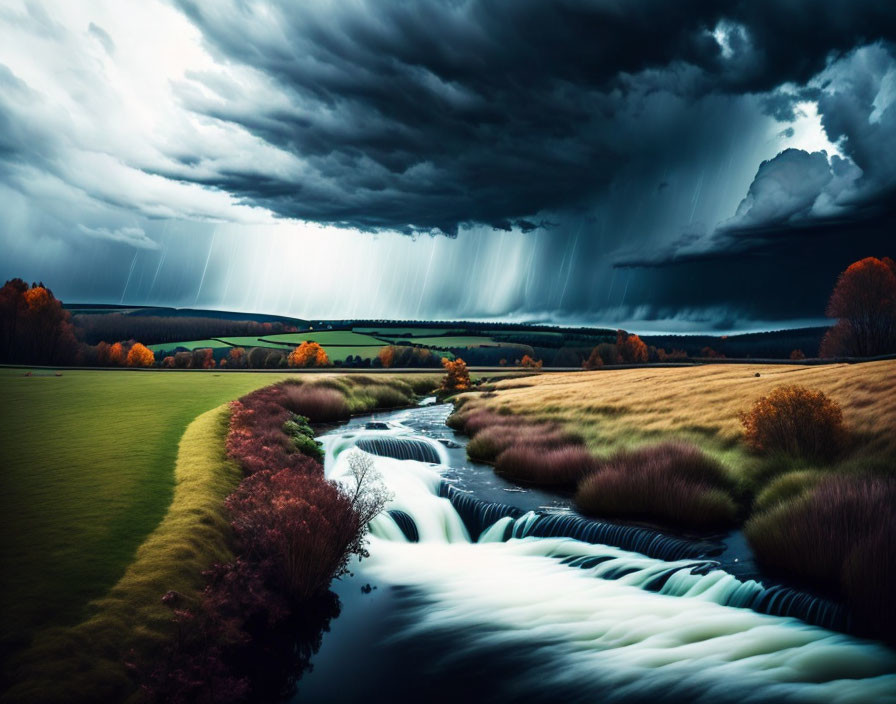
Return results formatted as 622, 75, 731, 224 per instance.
1, 256, 894, 368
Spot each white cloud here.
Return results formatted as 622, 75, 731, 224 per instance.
77, 224, 159, 249
0, 0, 283, 236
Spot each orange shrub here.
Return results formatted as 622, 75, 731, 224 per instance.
519, 354, 542, 369
288, 341, 330, 368
108, 341, 126, 366
126, 342, 155, 367
616, 331, 648, 362
739, 385, 846, 460
378, 346, 396, 368
193, 348, 215, 369
440, 357, 470, 392
790, 349, 806, 360
229, 347, 247, 368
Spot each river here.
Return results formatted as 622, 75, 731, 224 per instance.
295, 402, 896, 703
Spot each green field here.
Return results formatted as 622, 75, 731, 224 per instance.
353, 327, 460, 337
210, 331, 391, 362
146, 327, 536, 364
395, 335, 517, 348
0, 368, 296, 654
316, 346, 387, 362
213, 335, 283, 348
261, 330, 387, 346
148, 338, 233, 353
5, 403, 245, 703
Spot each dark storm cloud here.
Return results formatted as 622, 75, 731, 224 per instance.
619, 41, 896, 269
167, 0, 896, 236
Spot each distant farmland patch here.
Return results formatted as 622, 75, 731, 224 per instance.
354, 327, 463, 338
261, 331, 386, 346
148, 339, 233, 353
400, 335, 509, 348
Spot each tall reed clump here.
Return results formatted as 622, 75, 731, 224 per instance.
141, 379, 391, 702
450, 406, 589, 486
496, 445, 597, 486
574, 442, 738, 529
279, 383, 350, 422
745, 474, 896, 641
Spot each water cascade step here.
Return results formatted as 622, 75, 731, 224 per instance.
356, 437, 443, 463
427, 482, 849, 631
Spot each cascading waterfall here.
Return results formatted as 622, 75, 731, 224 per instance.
438, 483, 850, 630
356, 437, 443, 463
319, 416, 896, 704
439, 482, 720, 559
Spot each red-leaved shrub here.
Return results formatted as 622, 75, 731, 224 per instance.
226, 468, 361, 601
143, 379, 380, 701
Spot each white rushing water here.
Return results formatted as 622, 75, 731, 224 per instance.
321, 421, 896, 704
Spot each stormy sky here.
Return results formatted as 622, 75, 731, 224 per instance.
1, 1, 894, 332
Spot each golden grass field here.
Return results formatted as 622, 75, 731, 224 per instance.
467, 361, 896, 480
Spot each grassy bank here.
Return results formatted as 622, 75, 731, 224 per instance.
451, 361, 896, 635
0, 369, 303, 661
461, 361, 896, 477
3, 404, 242, 703
0, 370, 441, 701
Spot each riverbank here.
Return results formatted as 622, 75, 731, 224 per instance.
0, 371, 442, 702
2, 404, 242, 703
300, 401, 896, 704
446, 361, 896, 637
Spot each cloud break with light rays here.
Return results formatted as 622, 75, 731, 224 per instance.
1, 1, 895, 332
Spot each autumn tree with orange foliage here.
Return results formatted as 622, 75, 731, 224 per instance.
288, 341, 330, 368
108, 342, 126, 366
375, 345, 438, 368
229, 347, 247, 368
701, 346, 725, 359
820, 256, 896, 358
193, 348, 215, 369
126, 342, 155, 367
440, 357, 471, 392
520, 354, 542, 369
378, 346, 396, 368
616, 330, 648, 363
0, 279, 77, 364
739, 385, 846, 461
583, 347, 604, 370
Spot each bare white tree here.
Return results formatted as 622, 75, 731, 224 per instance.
345, 451, 392, 527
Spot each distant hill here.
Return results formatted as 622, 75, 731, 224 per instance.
641, 327, 829, 359
62, 306, 831, 362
